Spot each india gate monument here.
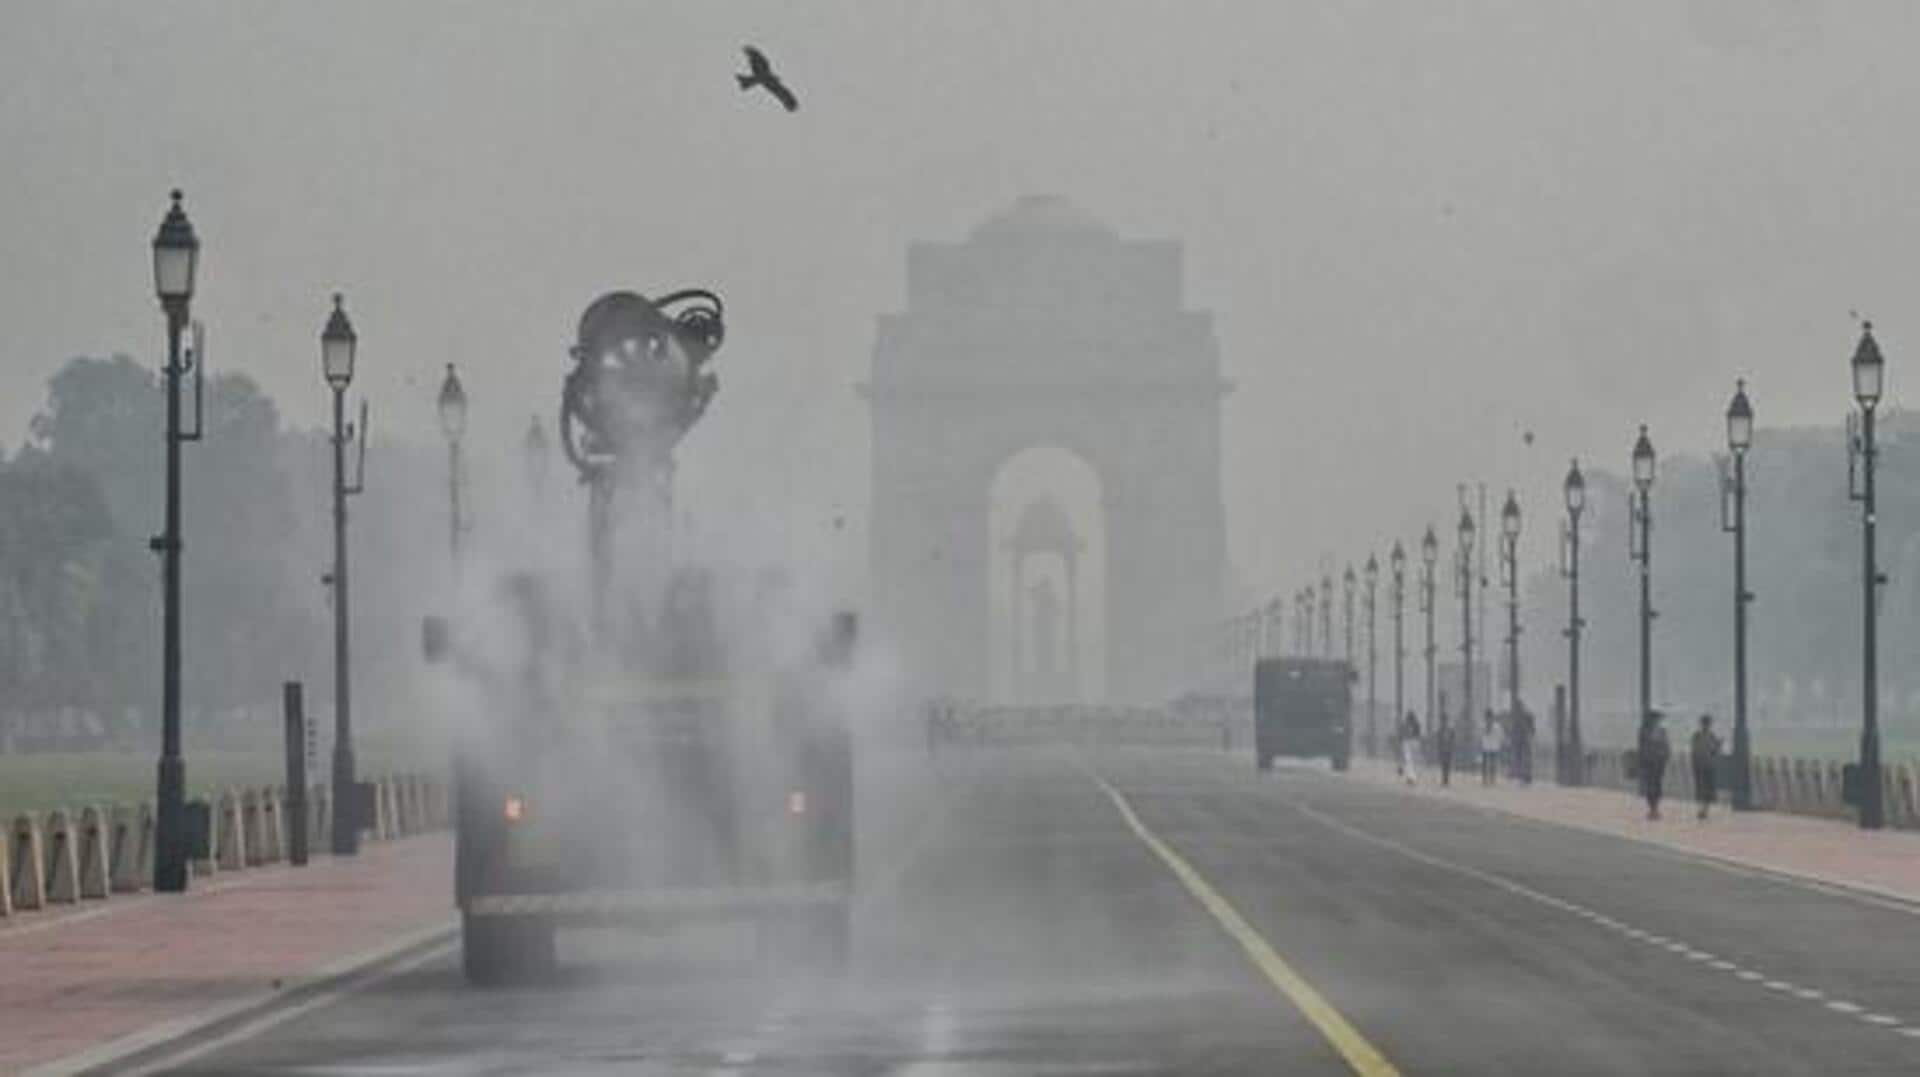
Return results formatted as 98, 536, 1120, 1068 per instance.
866, 196, 1228, 703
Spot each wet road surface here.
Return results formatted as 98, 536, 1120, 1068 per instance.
161, 748, 1920, 1075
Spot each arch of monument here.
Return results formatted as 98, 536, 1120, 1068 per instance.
1006, 495, 1083, 703
864, 196, 1228, 702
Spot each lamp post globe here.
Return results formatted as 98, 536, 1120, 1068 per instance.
1421, 525, 1437, 569
438, 363, 468, 443
151, 189, 199, 314
1564, 458, 1585, 516
1853, 322, 1885, 409
322, 293, 357, 390
1632, 424, 1656, 492
1727, 380, 1754, 453
1501, 490, 1521, 540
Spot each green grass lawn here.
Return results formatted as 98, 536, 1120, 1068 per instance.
0, 743, 436, 820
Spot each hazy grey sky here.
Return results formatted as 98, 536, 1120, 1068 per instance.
5, 1, 1917, 600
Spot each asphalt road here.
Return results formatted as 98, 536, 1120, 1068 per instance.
158, 747, 1920, 1075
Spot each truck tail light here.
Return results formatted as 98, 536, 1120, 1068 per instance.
503, 796, 525, 822
787, 790, 807, 816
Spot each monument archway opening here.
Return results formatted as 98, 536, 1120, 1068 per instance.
866, 195, 1228, 703
989, 446, 1105, 703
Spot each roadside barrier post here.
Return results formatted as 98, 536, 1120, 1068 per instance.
284, 682, 309, 866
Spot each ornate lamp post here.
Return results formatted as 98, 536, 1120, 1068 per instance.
150, 190, 202, 893
1320, 574, 1334, 659
1390, 541, 1406, 747
1561, 459, 1586, 785
1456, 506, 1477, 733
1848, 324, 1887, 830
1630, 425, 1656, 742
437, 363, 468, 560
1420, 526, 1438, 738
1500, 490, 1522, 719
1721, 381, 1754, 809
1364, 554, 1379, 757
1301, 586, 1315, 656
322, 294, 368, 856
1343, 565, 1357, 667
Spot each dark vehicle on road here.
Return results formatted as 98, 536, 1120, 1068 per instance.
1253, 657, 1353, 772
424, 576, 857, 986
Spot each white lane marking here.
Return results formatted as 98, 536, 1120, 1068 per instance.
1289, 799, 1918, 1044
722, 1051, 757, 1064
1764, 980, 1792, 991
1795, 988, 1825, 1001
1898, 1027, 1920, 1038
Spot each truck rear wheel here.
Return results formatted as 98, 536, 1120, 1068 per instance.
462, 912, 556, 987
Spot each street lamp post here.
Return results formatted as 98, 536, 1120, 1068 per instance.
1301, 586, 1315, 657
1320, 574, 1334, 659
437, 363, 467, 561
322, 294, 367, 856
1457, 507, 1476, 734
1390, 542, 1406, 744
1631, 425, 1656, 742
150, 190, 201, 893
1343, 565, 1356, 669
1364, 555, 1379, 757
1561, 459, 1586, 785
1722, 381, 1754, 809
1848, 324, 1887, 830
1500, 491, 1521, 719
1420, 527, 1438, 738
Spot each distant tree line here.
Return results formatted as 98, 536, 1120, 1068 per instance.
0, 354, 444, 753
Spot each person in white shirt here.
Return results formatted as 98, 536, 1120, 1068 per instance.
1399, 711, 1422, 786
1480, 711, 1504, 786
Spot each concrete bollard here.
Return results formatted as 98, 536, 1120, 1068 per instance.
189, 798, 217, 878
241, 788, 264, 866
9, 813, 43, 911
1788, 759, 1810, 815
1901, 764, 1920, 828
109, 802, 151, 893
43, 809, 79, 904
215, 789, 247, 871
259, 787, 284, 863
76, 805, 111, 899
312, 784, 331, 850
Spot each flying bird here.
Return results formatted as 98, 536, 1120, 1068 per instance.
737, 46, 798, 112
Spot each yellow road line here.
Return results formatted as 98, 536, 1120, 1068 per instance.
1093, 772, 1401, 1077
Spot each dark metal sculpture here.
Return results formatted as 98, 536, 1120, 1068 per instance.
559, 289, 724, 635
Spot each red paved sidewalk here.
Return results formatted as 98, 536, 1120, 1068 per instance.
1, 832, 453, 1075
1354, 758, 1920, 903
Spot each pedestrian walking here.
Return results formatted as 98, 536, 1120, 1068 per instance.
1400, 710, 1422, 785
1511, 703, 1535, 785
1691, 713, 1722, 820
1480, 710, 1503, 786
1640, 712, 1671, 820
1437, 717, 1456, 787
